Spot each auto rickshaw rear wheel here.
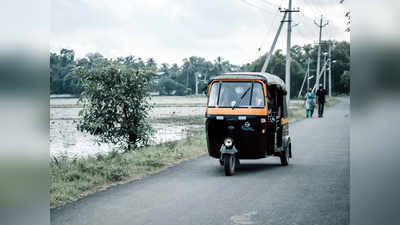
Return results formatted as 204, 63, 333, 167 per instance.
280, 147, 289, 166
223, 154, 236, 176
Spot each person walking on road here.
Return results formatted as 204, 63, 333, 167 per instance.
304, 88, 315, 118
316, 84, 327, 117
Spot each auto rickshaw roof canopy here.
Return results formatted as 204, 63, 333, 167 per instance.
209, 72, 287, 94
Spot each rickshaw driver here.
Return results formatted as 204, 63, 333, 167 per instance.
220, 85, 246, 107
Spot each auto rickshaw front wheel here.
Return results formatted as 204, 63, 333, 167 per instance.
223, 154, 236, 176
280, 147, 289, 166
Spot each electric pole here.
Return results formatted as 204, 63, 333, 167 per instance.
280, 0, 299, 104
323, 53, 327, 89
306, 58, 310, 91
328, 41, 332, 97
314, 15, 329, 89
297, 57, 310, 98
195, 72, 199, 95
312, 58, 328, 92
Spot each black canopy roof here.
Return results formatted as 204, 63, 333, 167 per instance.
209, 72, 287, 93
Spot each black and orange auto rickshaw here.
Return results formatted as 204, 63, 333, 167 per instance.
205, 72, 292, 176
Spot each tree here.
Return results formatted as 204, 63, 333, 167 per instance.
77, 63, 154, 151
50, 48, 78, 95
146, 58, 157, 70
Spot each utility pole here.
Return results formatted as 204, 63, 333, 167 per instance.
328, 41, 332, 97
314, 15, 329, 90
297, 57, 310, 98
323, 53, 327, 89
306, 58, 310, 91
195, 72, 199, 95
312, 58, 328, 92
280, 0, 299, 104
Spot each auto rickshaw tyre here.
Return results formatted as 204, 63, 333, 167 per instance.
280, 147, 289, 166
224, 154, 236, 176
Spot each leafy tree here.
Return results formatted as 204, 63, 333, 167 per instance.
77, 63, 154, 151
168, 63, 180, 79
50, 49, 78, 95
50, 41, 349, 96
146, 58, 157, 70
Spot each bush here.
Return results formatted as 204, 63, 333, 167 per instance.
77, 63, 154, 151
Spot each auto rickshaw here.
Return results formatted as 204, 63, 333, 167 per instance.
205, 72, 292, 176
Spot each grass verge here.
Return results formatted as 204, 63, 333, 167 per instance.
150, 115, 204, 125
50, 132, 207, 208
288, 97, 340, 122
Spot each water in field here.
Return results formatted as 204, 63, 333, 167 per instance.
49, 96, 206, 106
49, 96, 206, 158
50, 106, 205, 120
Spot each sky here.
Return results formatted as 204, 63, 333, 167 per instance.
51, 0, 349, 66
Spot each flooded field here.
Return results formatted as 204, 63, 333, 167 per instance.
49, 95, 207, 106
50, 96, 206, 158
50, 106, 205, 120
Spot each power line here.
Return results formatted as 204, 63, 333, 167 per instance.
256, 8, 282, 58
240, 0, 275, 13
258, 0, 282, 9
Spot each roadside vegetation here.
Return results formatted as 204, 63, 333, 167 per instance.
50, 132, 206, 208
50, 41, 350, 97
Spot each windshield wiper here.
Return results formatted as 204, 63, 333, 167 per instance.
232, 87, 251, 109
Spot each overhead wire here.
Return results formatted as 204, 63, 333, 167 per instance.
239, 0, 286, 62
240, 0, 275, 13
255, 7, 282, 60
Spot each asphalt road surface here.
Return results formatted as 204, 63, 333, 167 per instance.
51, 98, 349, 225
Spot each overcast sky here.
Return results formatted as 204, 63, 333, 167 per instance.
51, 0, 349, 65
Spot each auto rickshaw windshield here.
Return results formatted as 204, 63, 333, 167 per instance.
208, 81, 265, 108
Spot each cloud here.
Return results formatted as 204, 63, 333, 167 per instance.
51, 0, 349, 65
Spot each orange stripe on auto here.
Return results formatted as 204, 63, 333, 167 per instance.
206, 107, 267, 116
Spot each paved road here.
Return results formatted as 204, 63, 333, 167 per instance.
51, 98, 349, 225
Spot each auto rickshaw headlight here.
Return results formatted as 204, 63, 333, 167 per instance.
224, 138, 233, 148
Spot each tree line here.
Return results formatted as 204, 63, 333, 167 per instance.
50, 41, 349, 97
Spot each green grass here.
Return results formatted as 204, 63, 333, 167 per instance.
150, 115, 204, 125
326, 97, 340, 106
50, 133, 207, 208
287, 97, 340, 122
288, 106, 305, 122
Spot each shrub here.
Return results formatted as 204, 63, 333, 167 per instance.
77, 63, 154, 151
